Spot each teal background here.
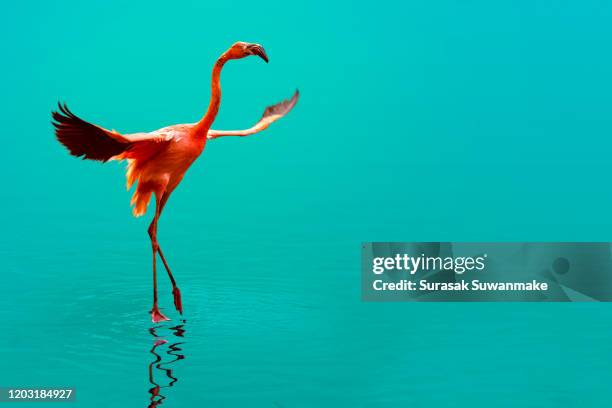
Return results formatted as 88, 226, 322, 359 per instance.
2, 1, 612, 406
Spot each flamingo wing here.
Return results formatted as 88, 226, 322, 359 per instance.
52, 103, 132, 162
207, 90, 299, 139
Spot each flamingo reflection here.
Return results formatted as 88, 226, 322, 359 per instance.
147, 322, 186, 407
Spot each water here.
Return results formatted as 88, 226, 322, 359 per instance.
3, 1, 612, 406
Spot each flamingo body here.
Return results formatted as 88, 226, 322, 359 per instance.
118, 124, 205, 216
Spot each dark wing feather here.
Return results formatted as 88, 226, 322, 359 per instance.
261, 89, 299, 119
52, 103, 131, 162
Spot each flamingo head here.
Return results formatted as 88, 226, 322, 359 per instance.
225, 42, 269, 63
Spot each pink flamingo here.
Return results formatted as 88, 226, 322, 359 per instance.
52, 42, 298, 322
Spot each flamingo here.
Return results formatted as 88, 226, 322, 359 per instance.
52, 42, 298, 322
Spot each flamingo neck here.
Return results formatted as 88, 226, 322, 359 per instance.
194, 55, 228, 137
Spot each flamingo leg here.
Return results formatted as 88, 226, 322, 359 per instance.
156, 247, 182, 314
149, 195, 169, 323
156, 193, 183, 315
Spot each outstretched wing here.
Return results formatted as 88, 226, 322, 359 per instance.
52, 103, 132, 162
207, 90, 299, 139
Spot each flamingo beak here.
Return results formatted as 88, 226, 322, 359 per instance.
248, 44, 269, 63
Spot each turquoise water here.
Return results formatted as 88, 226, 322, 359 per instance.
3, 1, 612, 406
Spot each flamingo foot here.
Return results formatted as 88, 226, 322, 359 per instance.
150, 306, 170, 323
172, 287, 183, 315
